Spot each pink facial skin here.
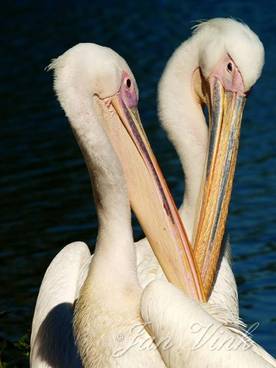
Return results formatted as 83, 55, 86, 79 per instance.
119, 71, 138, 108
209, 54, 246, 96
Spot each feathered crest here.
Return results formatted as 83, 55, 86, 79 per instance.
191, 19, 208, 34
45, 59, 57, 72
191, 17, 247, 35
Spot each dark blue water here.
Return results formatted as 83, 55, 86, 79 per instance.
1, 0, 275, 357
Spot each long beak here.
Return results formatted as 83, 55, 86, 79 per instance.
193, 78, 246, 299
97, 93, 205, 302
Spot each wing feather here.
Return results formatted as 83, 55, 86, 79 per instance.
30, 242, 91, 367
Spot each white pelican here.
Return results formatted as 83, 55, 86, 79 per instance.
138, 18, 275, 367
30, 18, 275, 368
134, 17, 261, 318
30, 43, 203, 367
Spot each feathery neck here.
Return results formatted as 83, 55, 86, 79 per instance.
158, 36, 208, 240
65, 93, 135, 272
66, 90, 140, 368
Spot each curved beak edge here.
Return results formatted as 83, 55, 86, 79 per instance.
194, 78, 246, 298
97, 93, 205, 302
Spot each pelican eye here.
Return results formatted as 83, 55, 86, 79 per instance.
126, 78, 131, 88
227, 62, 233, 72
120, 73, 138, 108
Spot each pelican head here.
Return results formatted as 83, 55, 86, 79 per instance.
195, 18, 264, 91
49, 43, 204, 300
159, 18, 264, 298
193, 19, 264, 296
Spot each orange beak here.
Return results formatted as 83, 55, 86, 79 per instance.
95, 91, 205, 302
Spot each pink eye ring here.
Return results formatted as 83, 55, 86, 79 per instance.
120, 72, 138, 108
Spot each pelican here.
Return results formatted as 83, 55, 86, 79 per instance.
30, 43, 203, 367
30, 19, 275, 368
137, 18, 275, 367
134, 17, 262, 316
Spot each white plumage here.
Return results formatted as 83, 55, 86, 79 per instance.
30, 242, 89, 367
135, 17, 265, 328
138, 18, 275, 367
30, 18, 275, 368
141, 280, 276, 367
30, 44, 165, 367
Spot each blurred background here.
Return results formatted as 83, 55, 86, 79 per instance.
1, 0, 275, 365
